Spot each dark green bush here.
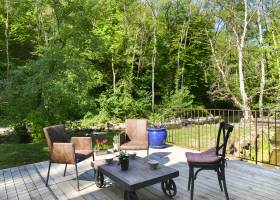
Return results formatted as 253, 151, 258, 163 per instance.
14, 123, 32, 143
24, 111, 48, 142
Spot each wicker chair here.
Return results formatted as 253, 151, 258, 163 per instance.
185, 122, 234, 200
43, 125, 94, 190
119, 119, 149, 156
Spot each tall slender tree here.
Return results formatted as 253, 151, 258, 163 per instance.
4, 0, 9, 80
256, 0, 266, 117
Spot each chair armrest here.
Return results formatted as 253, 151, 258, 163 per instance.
119, 132, 127, 146
51, 143, 75, 164
71, 137, 92, 151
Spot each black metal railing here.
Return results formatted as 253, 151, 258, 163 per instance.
153, 108, 280, 167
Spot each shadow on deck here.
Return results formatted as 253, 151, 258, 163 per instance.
0, 146, 279, 200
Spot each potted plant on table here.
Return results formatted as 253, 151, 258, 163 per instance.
95, 138, 110, 156
119, 152, 129, 171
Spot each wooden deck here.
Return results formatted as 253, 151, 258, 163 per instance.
0, 146, 280, 200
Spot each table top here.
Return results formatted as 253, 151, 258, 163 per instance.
92, 156, 179, 191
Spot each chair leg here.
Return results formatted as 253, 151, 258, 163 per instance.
63, 164, 67, 177
188, 167, 192, 191
92, 155, 96, 178
75, 163, 80, 191
190, 167, 195, 200
216, 168, 223, 192
46, 161, 51, 186
221, 166, 229, 200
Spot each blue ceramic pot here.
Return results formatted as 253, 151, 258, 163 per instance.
148, 128, 167, 148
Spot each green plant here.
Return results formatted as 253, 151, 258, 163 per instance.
95, 138, 110, 150
24, 111, 48, 142
119, 151, 129, 163
14, 123, 32, 143
113, 134, 119, 144
65, 120, 82, 130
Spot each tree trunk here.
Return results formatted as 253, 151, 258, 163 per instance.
51, 0, 61, 34
257, 0, 265, 118
208, 36, 243, 108
151, 9, 157, 113
179, 3, 191, 91
130, 31, 138, 89
181, 19, 190, 91
146, 1, 157, 113
272, 32, 280, 80
233, 0, 251, 119
271, 25, 280, 103
138, 11, 146, 77
4, 0, 10, 80
112, 53, 116, 93
237, 46, 251, 119
36, 0, 48, 46
176, 26, 184, 92
151, 27, 156, 113
137, 32, 144, 76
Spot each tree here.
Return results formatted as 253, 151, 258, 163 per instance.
4, 0, 9, 80
256, 0, 266, 117
208, 0, 256, 118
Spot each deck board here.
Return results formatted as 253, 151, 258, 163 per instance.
0, 146, 279, 200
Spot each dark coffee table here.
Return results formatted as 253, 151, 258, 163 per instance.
91, 156, 179, 200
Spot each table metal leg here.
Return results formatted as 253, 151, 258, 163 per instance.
124, 190, 138, 200
95, 170, 104, 188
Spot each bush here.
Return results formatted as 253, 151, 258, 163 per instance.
164, 87, 194, 108
85, 86, 150, 126
65, 120, 82, 130
14, 123, 32, 143
24, 111, 48, 142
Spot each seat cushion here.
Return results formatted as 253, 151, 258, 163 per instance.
202, 148, 216, 156
186, 150, 222, 165
75, 150, 93, 163
120, 141, 148, 150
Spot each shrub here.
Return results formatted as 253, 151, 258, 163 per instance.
14, 123, 32, 143
24, 111, 48, 142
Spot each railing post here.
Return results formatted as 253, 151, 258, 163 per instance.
198, 110, 200, 151
255, 110, 258, 165
275, 111, 277, 166
255, 137, 258, 165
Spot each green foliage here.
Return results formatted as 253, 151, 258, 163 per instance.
0, 0, 218, 138
65, 120, 82, 130
24, 111, 48, 142
164, 87, 194, 108
113, 134, 119, 144
14, 123, 32, 143
119, 151, 129, 162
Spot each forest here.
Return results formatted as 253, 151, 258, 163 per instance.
0, 0, 280, 141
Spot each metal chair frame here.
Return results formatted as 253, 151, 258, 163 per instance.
187, 122, 234, 200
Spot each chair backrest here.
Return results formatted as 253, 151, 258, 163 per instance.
43, 125, 69, 152
216, 122, 234, 158
125, 119, 148, 141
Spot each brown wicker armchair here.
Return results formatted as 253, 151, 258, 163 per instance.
43, 125, 93, 190
119, 119, 149, 156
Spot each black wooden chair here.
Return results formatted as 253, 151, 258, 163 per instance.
185, 122, 234, 200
